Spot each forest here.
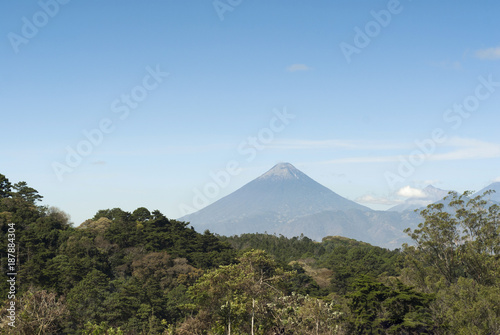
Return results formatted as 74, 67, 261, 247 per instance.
0, 172, 499, 334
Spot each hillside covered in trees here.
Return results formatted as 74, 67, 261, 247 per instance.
0, 173, 499, 334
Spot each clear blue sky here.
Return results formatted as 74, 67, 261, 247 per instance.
1, 0, 500, 225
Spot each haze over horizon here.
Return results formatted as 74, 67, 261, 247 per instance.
2, 1, 500, 226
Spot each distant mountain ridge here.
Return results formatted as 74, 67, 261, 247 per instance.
474, 182, 500, 203
388, 182, 500, 213
388, 185, 450, 212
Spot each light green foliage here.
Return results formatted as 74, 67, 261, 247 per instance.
404, 190, 500, 286
270, 293, 344, 335
0, 287, 69, 334
187, 249, 294, 334
428, 277, 500, 335
82, 322, 124, 335
404, 190, 500, 334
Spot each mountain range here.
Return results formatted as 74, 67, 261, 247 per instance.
180, 163, 499, 249
388, 185, 450, 212
475, 182, 500, 202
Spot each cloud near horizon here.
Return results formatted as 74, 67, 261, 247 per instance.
397, 186, 426, 198
355, 194, 401, 206
286, 64, 312, 72
475, 47, 500, 60
304, 137, 500, 165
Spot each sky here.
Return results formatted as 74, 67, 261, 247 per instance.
1, 0, 500, 225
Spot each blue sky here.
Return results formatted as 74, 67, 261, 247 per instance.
1, 0, 500, 225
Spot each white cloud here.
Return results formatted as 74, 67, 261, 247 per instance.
286, 64, 312, 72
429, 137, 500, 161
493, 177, 500, 182
306, 137, 500, 165
397, 186, 426, 198
475, 47, 500, 60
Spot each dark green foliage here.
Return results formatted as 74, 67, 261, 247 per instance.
286, 262, 326, 296
0, 190, 71, 297
0, 173, 238, 334
318, 238, 401, 294
2, 172, 496, 334
221, 233, 324, 264
346, 276, 435, 334
224, 233, 402, 295
66, 269, 110, 325
12, 181, 43, 204
97, 208, 235, 269
0, 174, 12, 198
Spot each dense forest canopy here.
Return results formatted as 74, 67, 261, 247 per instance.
0, 173, 499, 334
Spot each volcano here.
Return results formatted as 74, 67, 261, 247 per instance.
180, 163, 419, 248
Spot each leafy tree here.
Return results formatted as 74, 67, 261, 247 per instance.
222, 233, 324, 264
347, 276, 391, 334
186, 250, 293, 334
286, 262, 325, 297
224, 233, 401, 297
346, 276, 434, 334
0, 287, 69, 334
318, 239, 401, 295
99, 277, 145, 332
0, 173, 12, 198
404, 190, 500, 287
80, 217, 113, 234
431, 277, 500, 335
82, 322, 124, 335
132, 207, 152, 222
66, 269, 111, 328
12, 181, 43, 204
403, 190, 500, 334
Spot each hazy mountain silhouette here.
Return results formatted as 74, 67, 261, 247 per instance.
181, 163, 369, 223
474, 182, 500, 203
388, 185, 450, 212
180, 163, 422, 248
